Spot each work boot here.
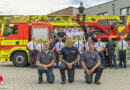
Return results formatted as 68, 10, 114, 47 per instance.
94, 81, 101, 85
61, 81, 66, 84
38, 81, 42, 84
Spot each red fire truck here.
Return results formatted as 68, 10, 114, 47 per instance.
0, 22, 53, 67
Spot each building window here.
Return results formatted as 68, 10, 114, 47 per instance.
121, 8, 127, 15
120, 7, 130, 15
97, 12, 108, 15
128, 7, 130, 15
104, 12, 108, 15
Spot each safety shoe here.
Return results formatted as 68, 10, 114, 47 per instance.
94, 81, 101, 85
38, 81, 42, 84
61, 81, 66, 84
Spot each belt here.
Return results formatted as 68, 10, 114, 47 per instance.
119, 50, 126, 51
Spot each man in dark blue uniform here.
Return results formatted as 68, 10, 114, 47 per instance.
59, 38, 80, 84
49, 38, 55, 51
106, 37, 118, 69
56, 28, 66, 43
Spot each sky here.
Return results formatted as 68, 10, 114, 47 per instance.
0, 0, 113, 15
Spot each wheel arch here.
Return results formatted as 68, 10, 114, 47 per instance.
9, 47, 29, 63
10, 50, 28, 61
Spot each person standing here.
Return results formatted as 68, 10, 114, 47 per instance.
36, 41, 55, 84
64, 26, 69, 33
75, 28, 85, 39
73, 36, 84, 67
36, 38, 44, 52
84, 27, 94, 41
72, 25, 78, 33
59, 39, 80, 84
55, 37, 65, 68
66, 28, 75, 39
27, 37, 37, 68
49, 38, 55, 51
81, 42, 103, 85
77, 2, 86, 24
56, 28, 66, 43
54, 26, 60, 37
106, 37, 118, 69
118, 36, 128, 68
85, 37, 93, 51
94, 38, 105, 68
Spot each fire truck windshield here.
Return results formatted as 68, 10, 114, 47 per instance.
3, 25, 18, 37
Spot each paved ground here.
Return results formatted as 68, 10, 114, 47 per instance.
0, 61, 130, 90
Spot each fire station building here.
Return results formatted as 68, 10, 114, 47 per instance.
49, 0, 130, 15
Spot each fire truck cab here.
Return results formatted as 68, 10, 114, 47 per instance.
0, 22, 53, 67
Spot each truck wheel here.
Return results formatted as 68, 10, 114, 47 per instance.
12, 52, 28, 67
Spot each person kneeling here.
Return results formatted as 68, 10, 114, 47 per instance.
81, 42, 103, 85
36, 41, 55, 84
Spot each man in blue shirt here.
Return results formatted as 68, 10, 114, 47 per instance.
81, 42, 103, 85
84, 27, 94, 41
49, 38, 55, 51
59, 39, 80, 84
77, 2, 86, 24
106, 37, 118, 69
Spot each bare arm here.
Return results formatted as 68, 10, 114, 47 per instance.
95, 47, 99, 52
81, 60, 89, 72
59, 55, 68, 64
106, 48, 108, 54
27, 44, 32, 51
83, 9, 85, 14
71, 55, 80, 65
56, 48, 60, 54
91, 60, 101, 71
81, 60, 91, 75
36, 61, 44, 67
46, 60, 55, 67
101, 47, 105, 52
114, 47, 116, 55
52, 47, 55, 52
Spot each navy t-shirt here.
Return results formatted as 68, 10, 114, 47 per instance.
60, 46, 80, 63
78, 7, 85, 13
106, 41, 116, 50
85, 32, 93, 40
57, 32, 66, 38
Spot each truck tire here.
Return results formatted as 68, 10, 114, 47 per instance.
12, 52, 28, 67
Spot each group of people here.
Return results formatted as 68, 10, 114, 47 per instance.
54, 25, 85, 41
27, 32, 128, 85
35, 39, 103, 85
26, 1, 129, 85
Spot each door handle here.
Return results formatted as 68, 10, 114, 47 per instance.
16, 41, 19, 45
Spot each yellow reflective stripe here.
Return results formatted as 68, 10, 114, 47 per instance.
1, 24, 4, 37
35, 40, 49, 44
1, 40, 28, 45
110, 36, 117, 38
